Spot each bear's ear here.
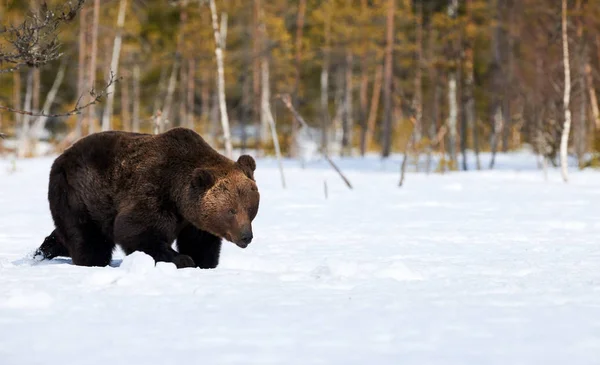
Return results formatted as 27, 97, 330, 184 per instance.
237, 155, 256, 179
192, 168, 216, 190
237, 155, 256, 172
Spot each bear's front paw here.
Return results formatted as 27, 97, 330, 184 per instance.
173, 254, 196, 269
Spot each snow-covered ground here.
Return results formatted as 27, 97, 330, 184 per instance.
1, 151, 599, 365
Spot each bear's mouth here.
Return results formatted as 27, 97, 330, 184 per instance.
227, 234, 251, 249
235, 240, 250, 249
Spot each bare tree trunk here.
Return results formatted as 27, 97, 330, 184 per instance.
178, 2, 189, 129
490, 106, 503, 169
290, 0, 307, 158
365, 64, 383, 153
502, 3, 515, 153
586, 63, 600, 130
425, 17, 437, 174
101, 0, 128, 131
399, 122, 415, 187
241, 66, 250, 153
331, 70, 345, 154
321, 1, 331, 155
293, 0, 306, 100
359, 68, 369, 156
22, 70, 33, 133
489, 0, 504, 169
320, 61, 330, 154
87, 0, 100, 134
153, 110, 162, 135
161, 60, 180, 132
560, 0, 572, 182
32, 69, 40, 114
329, 86, 343, 157
428, 79, 443, 173
132, 63, 140, 133
577, 69, 586, 165
152, 66, 168, 117
30, 1, 40, 117
253, 0, 261, 149
210, 87, 219, 144
575, 0, 586, 165
381, 0, 395, 158
260, 50, 270, 151
17, 70, 34, 158
75, 8, 87, 137
201, 70, 210, 124
208, 0, 232, 158
446, 0, 458, 168
187, 58, 195, 129
358, 0, 370, 157
534, 54, 546, 165
13, 71, 22, 128
179, 59, 188, 128
342, 51, 353, 156
30, 60, 67, 140
413, 1, 423, 144
121, 74, 131, 131
465, 0, 480, 170
261, 56, 286, 188
460, 80, 468, 171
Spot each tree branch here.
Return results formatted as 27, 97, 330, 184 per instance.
0, 0, 86, 71
0, 71, 118, 118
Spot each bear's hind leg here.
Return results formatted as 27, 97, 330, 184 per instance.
176, 225, 222, 269
35, 229, 70, 260
48, 166, 114, 267
59, 219, 115, 267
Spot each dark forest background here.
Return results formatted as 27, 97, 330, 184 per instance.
1, 0, 599, 173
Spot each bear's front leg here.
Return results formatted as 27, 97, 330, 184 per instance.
114, 211, 196, 269
177, 225, 222, 269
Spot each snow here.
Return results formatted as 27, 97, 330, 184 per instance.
1, 151, 599, 365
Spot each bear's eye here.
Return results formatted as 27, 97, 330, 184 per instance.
228, 209, 237, 215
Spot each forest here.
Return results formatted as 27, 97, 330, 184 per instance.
1, 0, 599, 175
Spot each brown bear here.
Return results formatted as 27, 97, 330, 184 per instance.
34, 127, 260, 269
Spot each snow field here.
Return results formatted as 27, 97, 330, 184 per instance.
0, 153, 599, 365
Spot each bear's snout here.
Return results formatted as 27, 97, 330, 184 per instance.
236, 229, 253, 248
233, 228, 253, 248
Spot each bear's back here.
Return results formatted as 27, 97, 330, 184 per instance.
157, 128, 231, 168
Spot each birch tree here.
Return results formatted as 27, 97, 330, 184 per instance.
381, 0, 394, 158
262, 57, 286, 188
132, 63, 141, 133
101, 0, 128, 131
207, 0, 232, 159
320, 0, 332, 155
87, 0, 100, 134
489, 0, 505, 169
560, 0, 572, 182
464, 0, 480, 169
446, 0, 458, 169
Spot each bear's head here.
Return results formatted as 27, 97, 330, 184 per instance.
189, 155, 260, 248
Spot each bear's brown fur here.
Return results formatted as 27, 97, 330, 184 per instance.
35, 127, 260, 269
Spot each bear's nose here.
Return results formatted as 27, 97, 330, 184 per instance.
240, 232, 253, 245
